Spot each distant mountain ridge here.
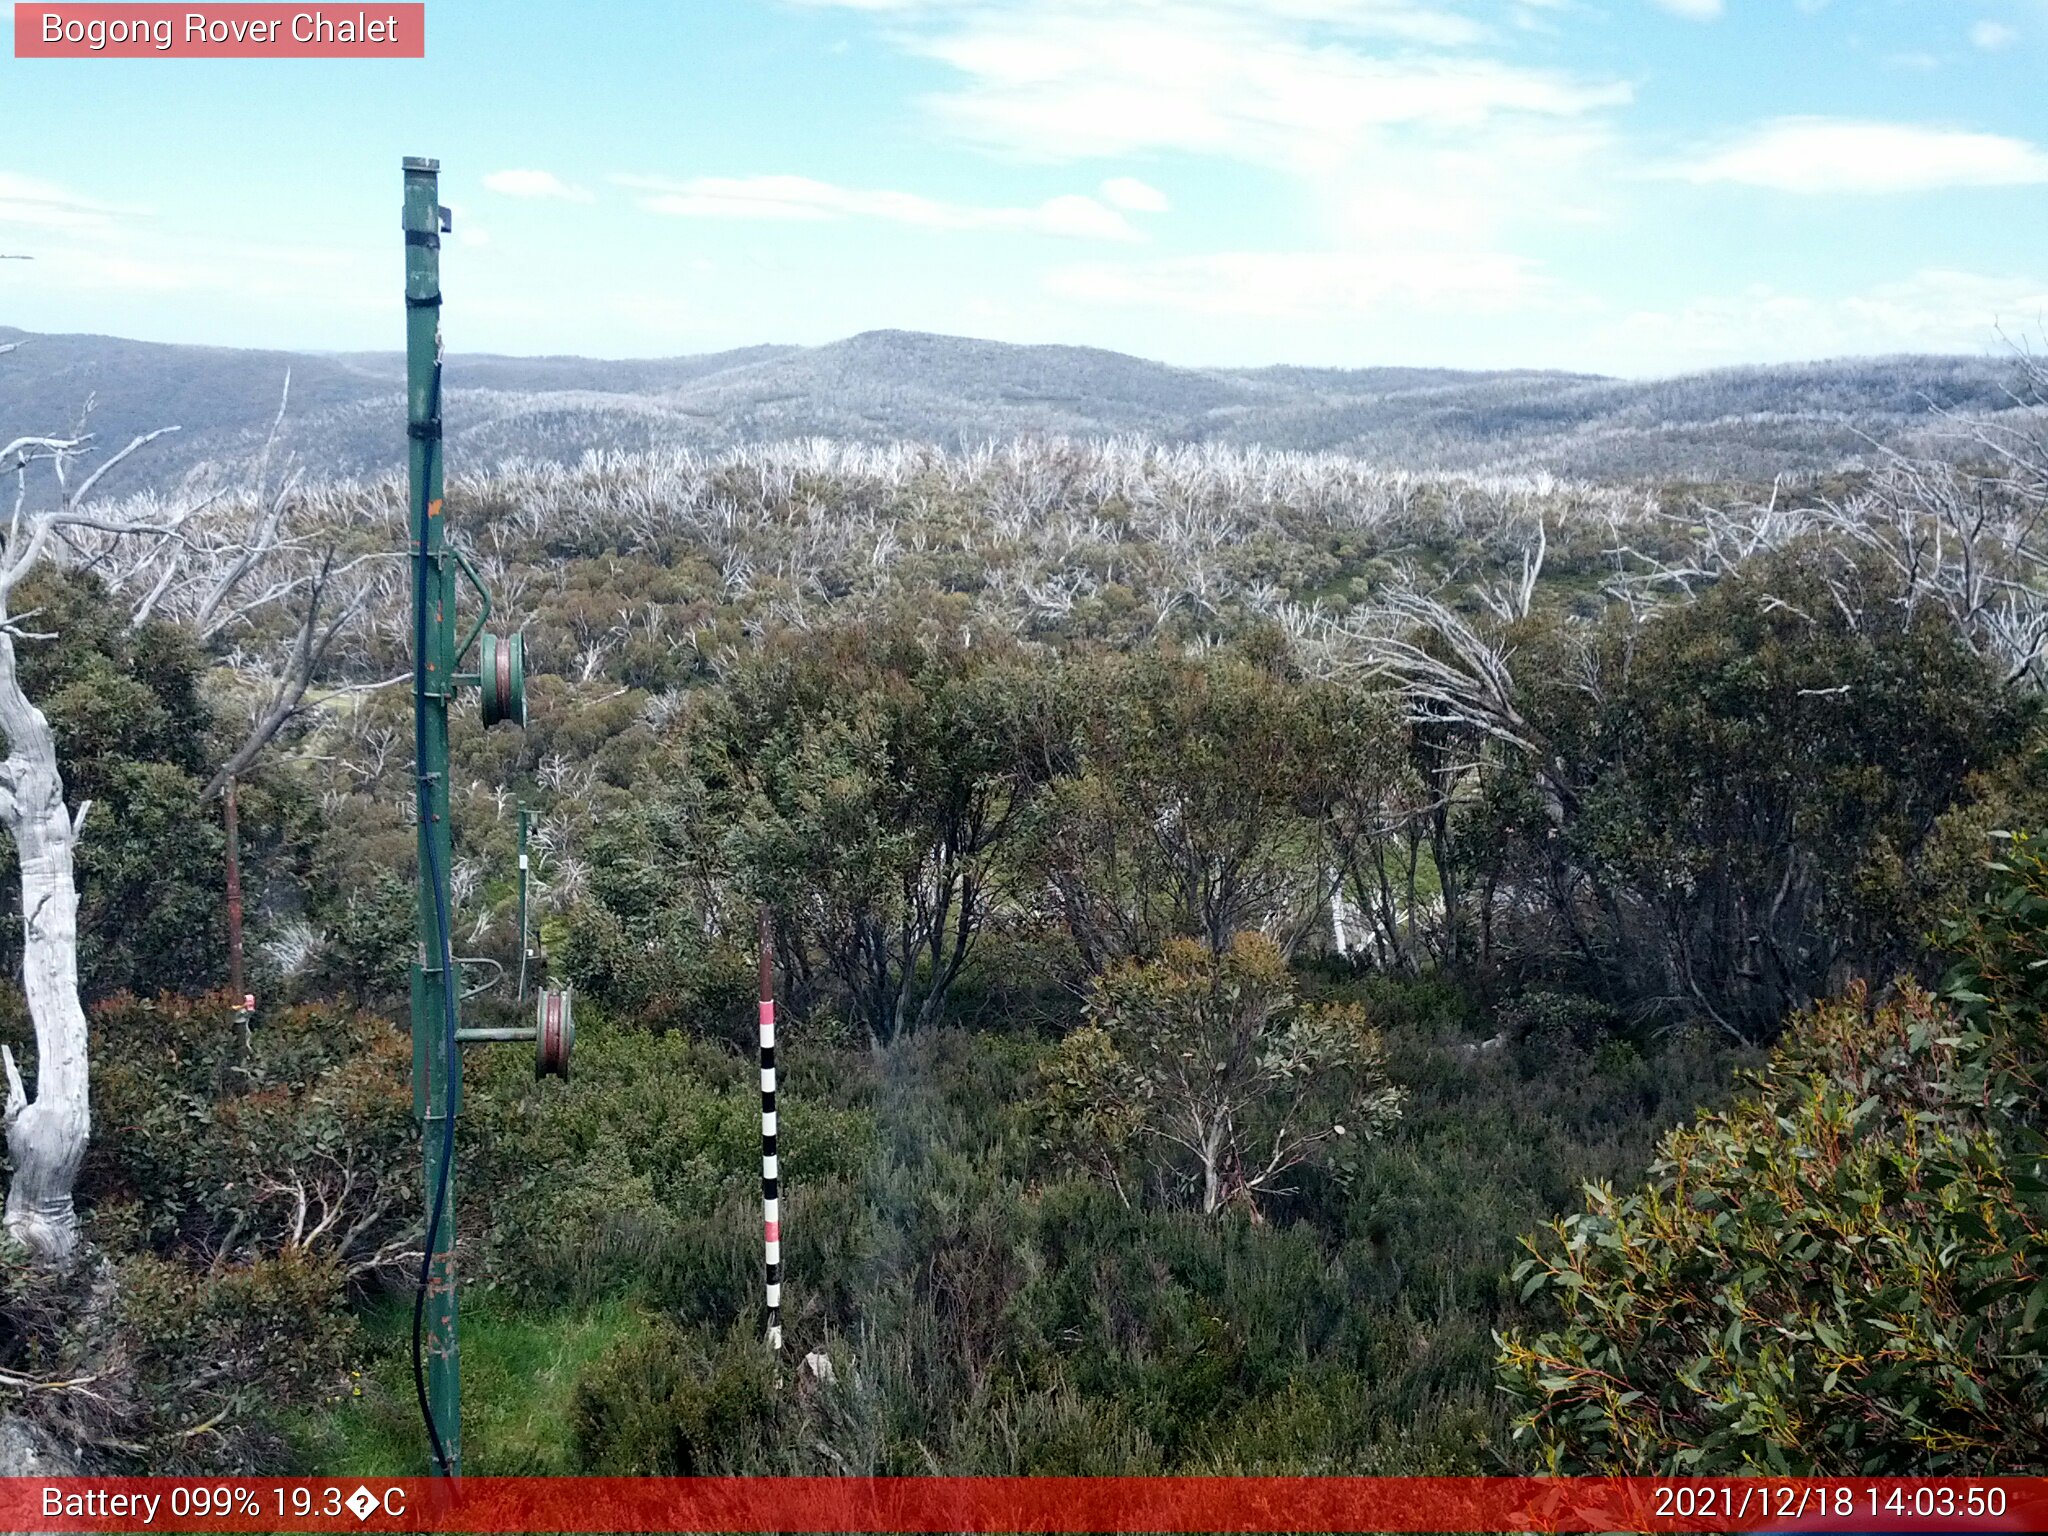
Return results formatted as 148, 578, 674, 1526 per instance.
0, 325, 2033, 495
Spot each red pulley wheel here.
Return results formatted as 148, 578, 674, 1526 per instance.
479, 631, 526, 729
536, 987, 573, 1080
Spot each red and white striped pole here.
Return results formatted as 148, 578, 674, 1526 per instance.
759, 906, 782, 1353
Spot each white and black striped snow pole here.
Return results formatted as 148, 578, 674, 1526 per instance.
759, 907, 782, 1352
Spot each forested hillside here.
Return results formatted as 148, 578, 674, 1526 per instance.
2, 326, 2035, 494
2, 376, 2046, 1472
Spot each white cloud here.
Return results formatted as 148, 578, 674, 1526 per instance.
1649, 0, 1722, 19
1684, 118, 2048, 192
1192, 0, 1489, 47
815, 0, 1629, 263
12, 236, 380, 309
795, 0, 1491, 47
0, 165, 413, 364
914, 10, 1628, 169
613, 173, 1141, 240
1610, 268, 2048, 363
1045, 247, 1548, 318
439, 204, 492, 248
1970, 19, 2018, 50
482, 169, 595, 202
803, 0, 1626, 352
1098, 176, 1170, 213
0, 172, 136, 232
0, 173, 380, 317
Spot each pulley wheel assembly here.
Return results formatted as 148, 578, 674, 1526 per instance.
478, 631, 526, 729
535, 987, 574, 1080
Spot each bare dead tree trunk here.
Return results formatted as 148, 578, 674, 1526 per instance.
1, 348, 187, 1263
0, 630, 90, 1262
1200, 1123, 1224, 1216
199, 548, 369, 802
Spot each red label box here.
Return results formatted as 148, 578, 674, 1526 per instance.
14, 3, 425, 57
4, 1477, 2047, 1533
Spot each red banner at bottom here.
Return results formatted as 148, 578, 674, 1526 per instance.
6, 1477, 2045, 1533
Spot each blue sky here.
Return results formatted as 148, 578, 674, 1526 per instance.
2, 0, 2044, 375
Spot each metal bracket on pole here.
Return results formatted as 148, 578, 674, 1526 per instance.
449, 542, 493, 669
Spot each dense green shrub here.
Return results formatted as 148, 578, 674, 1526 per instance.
476, 983, 1728, 1476
86, 991, 413, 1275
707, 614, 1061, 1044
0, 570, 225, 999
470, 1017, 875, 1308
304, 872, 415, 1011
555, 798, 756, 1044
1036, 933, 1400, 1214
1497, 990, 1623, 1054
0, 992, 404, 1472
1482, 546, 2031, 1037
570, 1322, 782, 1473
1498, 839, 2048, 1472
1026, 651, 1402, 971
117, 1251, 359, 1470
0, 1242, 361, 1473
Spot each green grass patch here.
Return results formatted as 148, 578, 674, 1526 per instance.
296, 1293, 645, 1475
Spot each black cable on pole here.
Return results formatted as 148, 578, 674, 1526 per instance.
410, 353, 458, 1479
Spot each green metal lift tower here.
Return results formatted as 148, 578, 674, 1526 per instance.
404, 155, 547, 1477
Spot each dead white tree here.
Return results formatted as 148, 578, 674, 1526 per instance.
1, 364, 188, 1260
1343, 578, 1543, 757
94, 376, 396, 799
1601, 367, 2048, 695
195, 545, 386, 798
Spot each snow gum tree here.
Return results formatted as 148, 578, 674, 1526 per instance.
1039, 932, 1403, 1216
0, 349, 184, 1261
